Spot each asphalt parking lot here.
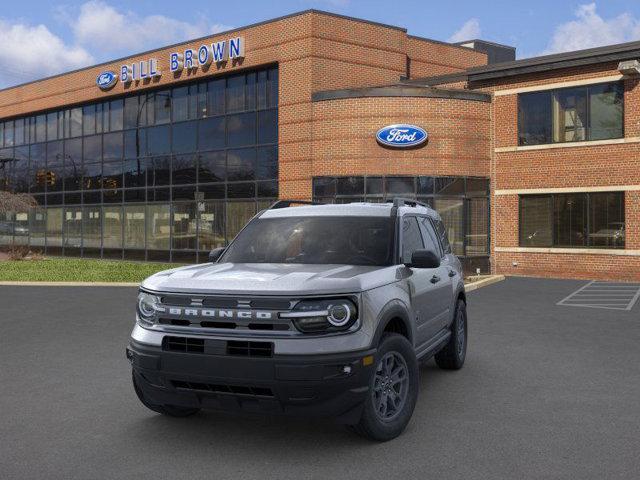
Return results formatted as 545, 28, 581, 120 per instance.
1, 277, 639, 480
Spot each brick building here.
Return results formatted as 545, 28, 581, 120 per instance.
0, 10, 637, 280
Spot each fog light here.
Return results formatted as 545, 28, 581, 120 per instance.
342, 365, 352, 375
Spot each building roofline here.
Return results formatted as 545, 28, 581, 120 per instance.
406, 34, 480, 53
453, 39, 516, 51
0, 9, 407, 94
401, 71, 469, 86
312, 84, 491, 103
467, 40, 640, 81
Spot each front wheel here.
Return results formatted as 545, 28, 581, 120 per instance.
132, 372, 200, 417
435, 299, 467, 370
351, 333, 419, 441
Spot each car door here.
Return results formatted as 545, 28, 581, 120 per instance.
418, 216, 453, 331
400, 216, 442, 347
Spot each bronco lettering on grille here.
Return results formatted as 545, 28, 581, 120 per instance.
164, 307, 273, 320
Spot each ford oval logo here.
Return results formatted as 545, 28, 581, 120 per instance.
376, 124, 428, 148
96, 71, 118, 90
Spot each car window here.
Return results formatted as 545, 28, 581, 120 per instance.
401, 217, 424, 264
418, 217, 442, 257
433, 218, 452, 254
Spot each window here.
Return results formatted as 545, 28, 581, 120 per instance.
0, 66, 277, 263
418, 217, 441, 256
519, 192, 624, 248
434, 199, 464, 256
401, 217, 424, 264
433, 218, 452, 254
518, 82, 623, 145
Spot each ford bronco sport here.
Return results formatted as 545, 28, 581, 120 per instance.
128, 198, 467, 441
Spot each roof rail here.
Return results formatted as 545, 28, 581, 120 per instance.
268, 199, 324, 210
390, 197, 430, 208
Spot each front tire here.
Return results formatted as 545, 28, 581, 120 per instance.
132, 371, 200, 417
435, 299, 467, 370
351, 333, 419, 441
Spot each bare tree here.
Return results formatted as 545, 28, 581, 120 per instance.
0, 191, 37, 214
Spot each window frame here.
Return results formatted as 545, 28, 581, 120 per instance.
517, 81, 624, 146
518, 192, 625, 249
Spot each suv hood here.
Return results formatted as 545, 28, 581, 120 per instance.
141, 262, 398, 295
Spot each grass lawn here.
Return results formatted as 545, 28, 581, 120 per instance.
0, 258, 182, 283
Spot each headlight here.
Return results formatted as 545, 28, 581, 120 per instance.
281, 298, 358, 333
137, 291, 162, 325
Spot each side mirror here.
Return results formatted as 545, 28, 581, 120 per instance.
406, 249, 440, 269
208, 247, 226, 263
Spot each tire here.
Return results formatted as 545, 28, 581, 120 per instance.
132, 371, 200, 418
351, 333, 419, 441
435, 299, 467, 370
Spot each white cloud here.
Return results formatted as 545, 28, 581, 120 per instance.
0, 1, 233, 88
70, 1, 232, 55
448, 18, 481, 43
542, 3, 640, 54
0, 20, 93, 88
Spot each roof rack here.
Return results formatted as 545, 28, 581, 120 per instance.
389, 198, 430, 208
268, 199, 324, 210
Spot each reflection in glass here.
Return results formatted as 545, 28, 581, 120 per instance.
198, 201, 225, 251
103, 206, 123, 249
434, 198, 464, 256
147, 204, 170, 250
124, 205, 145, 249
63, 207, 82, 248
172, 202, 197, 250
83, 206, 102, 248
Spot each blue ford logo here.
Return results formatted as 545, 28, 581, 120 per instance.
376, 124, 428, 148
96, 71, 118, 90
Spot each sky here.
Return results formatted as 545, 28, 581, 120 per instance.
1, 0, 640, 88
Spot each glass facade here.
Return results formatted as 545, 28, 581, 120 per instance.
519, 192, 625, 248
0, 66, 278, 262
312, 175, 490, 258
518, 82, 623, 146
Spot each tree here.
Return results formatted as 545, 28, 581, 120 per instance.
0, 191, 37, 214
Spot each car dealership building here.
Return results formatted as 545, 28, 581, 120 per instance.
0, 10, 638, 280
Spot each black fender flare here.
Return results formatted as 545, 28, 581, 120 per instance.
371, 299, 414, 348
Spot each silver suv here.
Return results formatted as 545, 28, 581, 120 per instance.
127, 199, 467, 441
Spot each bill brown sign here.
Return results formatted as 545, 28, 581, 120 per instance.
97, 36, 245, 89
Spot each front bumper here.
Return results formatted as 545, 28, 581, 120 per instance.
128, 339, 376, 423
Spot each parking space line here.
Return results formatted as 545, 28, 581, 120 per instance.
557, 281, 640, 311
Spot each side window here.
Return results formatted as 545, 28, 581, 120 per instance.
434, 219, 452, 254
401, 217, 424, 264
418, 217, 442, 257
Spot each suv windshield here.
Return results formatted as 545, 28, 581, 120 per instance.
221, 216, 395, 266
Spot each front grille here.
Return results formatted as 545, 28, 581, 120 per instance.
171, 380, 274, 397
227, 341, 273, 357
163, 336, 204, 353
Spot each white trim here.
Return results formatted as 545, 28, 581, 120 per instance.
494, 185, 640, 195
493, 74, 624, 96
495, 136, 640, 153
495, 247, 640, 256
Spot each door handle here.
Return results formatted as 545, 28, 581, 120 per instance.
448, 270, 456, 278
430, 275, 441, 284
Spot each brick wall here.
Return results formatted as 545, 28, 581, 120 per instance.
481, 63, 640, 281
309, 95, 491, 192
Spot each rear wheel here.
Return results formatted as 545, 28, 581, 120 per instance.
435, 299, 467, 370
132, 372, 200, 417
351, 333, 418, 441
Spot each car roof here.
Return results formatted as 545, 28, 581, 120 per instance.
259, 202, 441, 220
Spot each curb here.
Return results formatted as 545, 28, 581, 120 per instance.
0, 281, 139, 287
464, 275, 505, 292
